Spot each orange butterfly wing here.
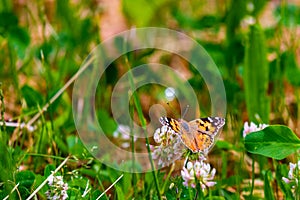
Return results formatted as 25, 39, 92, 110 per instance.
159, 117, 225, 153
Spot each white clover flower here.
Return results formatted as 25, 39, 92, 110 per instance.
153, 128, 163, 143
113, 125, 137, 149
289, 162, 297, 179
282, 160, 300, 198
243, 121, 269, 138
151, 126, 185, 167
48, 175, 54, 186
181, 160, 216, 190
247, 2, 254, 12
45, 174, 68, 200
282, 177, 291, 184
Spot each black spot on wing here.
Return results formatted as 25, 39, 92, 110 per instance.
159, 117, 169, 125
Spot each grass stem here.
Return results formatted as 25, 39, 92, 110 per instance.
250, 158, 255, 199
124, 52, 161, 199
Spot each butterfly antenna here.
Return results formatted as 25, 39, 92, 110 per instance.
182, 105, 190, 119
165, 103, 189, 119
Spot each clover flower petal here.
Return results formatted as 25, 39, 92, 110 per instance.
113, 125, 137, 149
243, 121, 269, 138
151, 126, 185, 167
282, 160, 300, 197
45, 175, 68, 200
181, 160, 216, 190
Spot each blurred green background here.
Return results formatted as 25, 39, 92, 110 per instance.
1, 0, 300, 199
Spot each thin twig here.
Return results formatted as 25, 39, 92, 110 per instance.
96, 174, 124, 200
3, 183, 20, 200
26, 156, 69, 200
0, 121, 35, 132
26, 54, 94, 128
11, 53, 95, 143
81, 180, 91, 197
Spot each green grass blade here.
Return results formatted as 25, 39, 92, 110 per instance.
244, 24, 270, 123
264, 170, 275, 200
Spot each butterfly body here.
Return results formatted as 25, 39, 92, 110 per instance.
159, 117, 225, 153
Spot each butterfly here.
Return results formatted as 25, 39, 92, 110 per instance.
159, 117, 225, 154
